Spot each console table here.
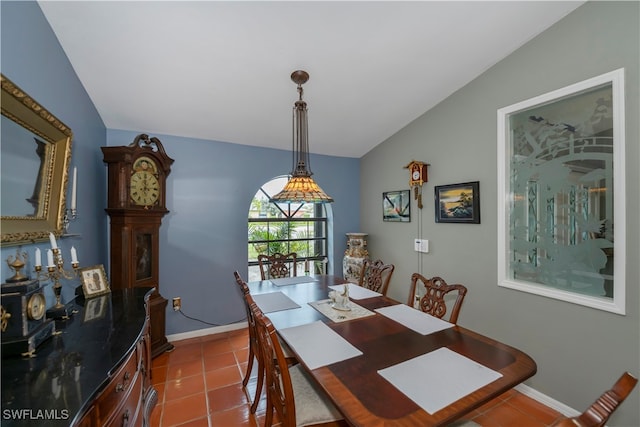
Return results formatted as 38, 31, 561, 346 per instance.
1, 288, 157, 427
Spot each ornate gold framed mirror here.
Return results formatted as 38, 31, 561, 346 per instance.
1, 74, 73, 246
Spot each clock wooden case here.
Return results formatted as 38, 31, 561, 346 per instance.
102, 134, 174, 358
404, 160, 429, 209
405, 160, 428, 187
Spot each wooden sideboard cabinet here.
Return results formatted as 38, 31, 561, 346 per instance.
1, 288, 157, 427
76, 323, 155, 426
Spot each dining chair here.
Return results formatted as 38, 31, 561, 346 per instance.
258, 252, 298, 280
233, 271, 263, 413
249, 297, 347, 427
358, 258, 395, 296
408, 273, 468, 324
551, 372, 637, 427
233, 271, 299, 413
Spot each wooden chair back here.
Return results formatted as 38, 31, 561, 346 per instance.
233, 271, 263, 412
358, 259, 395, 296
250, 298, 297, 427
258, 252, 298, 280
408, 273, 468, 324
552, 372, 637, 427
234, 271, 250, 295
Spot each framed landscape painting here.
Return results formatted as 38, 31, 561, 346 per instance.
434, 181, 480, 224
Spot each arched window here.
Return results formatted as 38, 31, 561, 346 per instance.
247, 176, 331, 281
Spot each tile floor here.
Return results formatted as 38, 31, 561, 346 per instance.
150, 328, 565, 427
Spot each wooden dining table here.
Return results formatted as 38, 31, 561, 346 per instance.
247, 274, 537, 427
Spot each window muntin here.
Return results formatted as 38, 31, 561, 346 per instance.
248, 176, 329, 281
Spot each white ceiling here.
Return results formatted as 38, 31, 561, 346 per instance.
38, 1, 584, 158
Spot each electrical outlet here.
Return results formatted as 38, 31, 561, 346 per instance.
172, 297, 181, 311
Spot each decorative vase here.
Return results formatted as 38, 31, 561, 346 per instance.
342, 233, 369, 284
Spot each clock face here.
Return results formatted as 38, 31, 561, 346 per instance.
130, 156, 161, 207
412, 170, 421, 181
27, 293, 46, 321
130, 170, 160, 206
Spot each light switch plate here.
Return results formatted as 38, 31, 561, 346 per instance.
414, 239, 429, 253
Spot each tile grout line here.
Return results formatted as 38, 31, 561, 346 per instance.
201, 338, 213, 427
157, 359, 167, 426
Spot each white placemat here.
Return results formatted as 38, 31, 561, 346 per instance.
375, 304, 454, 335
378, 347, 503, 414
309, 299, 376, 322
329, 283, 382, 300
270, 276, 318, 286
278, 320, 363, 370
252, 292, 300, 313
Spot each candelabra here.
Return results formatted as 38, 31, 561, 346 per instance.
34, 247, 79, 319
62, 208, 77, 235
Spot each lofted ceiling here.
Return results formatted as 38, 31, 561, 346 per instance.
38, 1, 584, 158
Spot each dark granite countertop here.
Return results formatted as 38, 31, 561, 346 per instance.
1, 287, 153, 427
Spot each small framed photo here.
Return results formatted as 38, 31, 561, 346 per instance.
434, 181, 480, 224
383, 190, 411, 222
79, 264, 111, 298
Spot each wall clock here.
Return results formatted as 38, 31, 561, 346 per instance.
404, 160, 429, 209
1, 279, 55, 357
102, 134, 174, 357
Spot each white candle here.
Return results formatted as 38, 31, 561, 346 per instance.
70, 246, 78, 264
71, 166, 77, 210
35, 248, 42, 267
47, 249, 55, 267
49, 232, 58, 249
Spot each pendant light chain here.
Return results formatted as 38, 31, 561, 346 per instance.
271, 70, 334, 204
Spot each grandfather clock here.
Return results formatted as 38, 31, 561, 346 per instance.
102, 134, 174, 358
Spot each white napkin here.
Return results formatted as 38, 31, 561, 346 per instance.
278, 320, 363, 369
375, 304, 453, 335
252, 292, 300, 313
378, 347, 503, 414
329, 283, 382, 300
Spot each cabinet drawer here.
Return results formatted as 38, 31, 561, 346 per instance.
106, 369, 143, 427
98, 345, 140, 421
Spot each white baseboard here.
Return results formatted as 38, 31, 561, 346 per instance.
515, 383, 581, 417
166, 321, 247, 343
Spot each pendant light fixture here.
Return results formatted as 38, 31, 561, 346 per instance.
270, 70, 334, 204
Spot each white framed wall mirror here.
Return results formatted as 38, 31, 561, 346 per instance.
1, 74, 73, 246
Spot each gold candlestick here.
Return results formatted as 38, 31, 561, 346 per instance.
34, 248, 80, 318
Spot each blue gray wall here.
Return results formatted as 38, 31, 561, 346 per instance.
1, 1, 108, 306
360, 2, 639, 425
106, 129, 359, 334
1, 1, 360, 335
